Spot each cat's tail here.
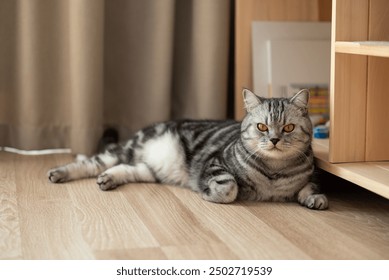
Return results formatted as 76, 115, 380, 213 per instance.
97, 127, 119, 153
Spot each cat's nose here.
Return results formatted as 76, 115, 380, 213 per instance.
270, 138, 280, 145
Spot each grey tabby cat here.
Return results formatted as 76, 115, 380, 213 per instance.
48, 89, 328, 210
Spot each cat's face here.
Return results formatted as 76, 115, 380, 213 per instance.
241, 89, 312, 160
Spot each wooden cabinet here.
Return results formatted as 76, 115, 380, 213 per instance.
330, 0, 389, 163
314, 0, 389, 199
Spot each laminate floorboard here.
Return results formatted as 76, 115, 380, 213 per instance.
0, 151, 388, 259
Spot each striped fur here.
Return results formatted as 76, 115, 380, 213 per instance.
48, 89, 328, 209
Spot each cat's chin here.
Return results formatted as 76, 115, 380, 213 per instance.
260, 147, 301, 160
259, 148, 286, 159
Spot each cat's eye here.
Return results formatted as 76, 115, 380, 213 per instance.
283, 124, 295, 133
257, 123, 268, 132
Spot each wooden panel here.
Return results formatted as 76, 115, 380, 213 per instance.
319, 0, 333, 21
366, 57, 389, 161
335, 0, 369, 41
330, 53, 367, 162
234, 0, 332, 120
365, 0, 389, 160
330, 0, 369, 163
369, 0, 389, 41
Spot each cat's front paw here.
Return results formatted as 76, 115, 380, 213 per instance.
97, 173, 117, 191
202, 180, 238, 204
47, 168, 68, 183
304, 194, 329, 210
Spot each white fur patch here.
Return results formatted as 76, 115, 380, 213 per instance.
141, 131, 189, 186
99, 153, 119, 167
76, 154, 88, 162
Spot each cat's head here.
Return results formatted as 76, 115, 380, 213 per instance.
241, 89, 312, 160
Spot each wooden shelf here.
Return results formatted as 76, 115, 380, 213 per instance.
335, 41, 389, 58
312, 139, 389, 199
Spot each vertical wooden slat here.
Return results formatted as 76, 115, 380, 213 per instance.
366, 57, 389, 161
319, 0, 333, 21
330, 54, 367, 162
365, 0, 389, 161
369, 0, 389, 41
334, 0, 369, 41
329, 0, 369, 162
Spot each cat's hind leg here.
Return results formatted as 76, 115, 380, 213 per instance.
97, 163, 156, 191
48, 147, 121, 183
200, 164, 238, 204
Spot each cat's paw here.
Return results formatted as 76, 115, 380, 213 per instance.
304, 194, 329, 210
47, 168, 68, 183
202, 180, 238, 204
97, 173, 117, 191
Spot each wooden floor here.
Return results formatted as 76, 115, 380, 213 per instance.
1, 151, 388, 260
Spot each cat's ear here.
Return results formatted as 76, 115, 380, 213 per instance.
290, 89, 310, 108
243, 89, 262, 112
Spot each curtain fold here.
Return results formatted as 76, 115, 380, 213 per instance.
104, 0, 176, 141
0, 0, 232, 155
68, 0, 104, 154
172, 0, 230, 119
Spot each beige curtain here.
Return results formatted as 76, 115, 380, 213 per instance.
0, 0, 231, 155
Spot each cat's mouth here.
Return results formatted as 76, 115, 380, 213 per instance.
267, 142, 283, 151
260, 146, 286, 159
261, 144, 283, 153
269, 146, 282, 152
258, 142, 286, 156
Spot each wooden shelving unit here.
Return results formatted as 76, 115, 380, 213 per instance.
330, 0, 389, 163
315, 0, 389, 199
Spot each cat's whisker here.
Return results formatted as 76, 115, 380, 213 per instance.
242, 146, 262, 165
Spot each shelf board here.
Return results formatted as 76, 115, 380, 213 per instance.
335, 41, 389, 58
312, 138, 389, 199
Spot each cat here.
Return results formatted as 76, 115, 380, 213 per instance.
47, 89, 328, 210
